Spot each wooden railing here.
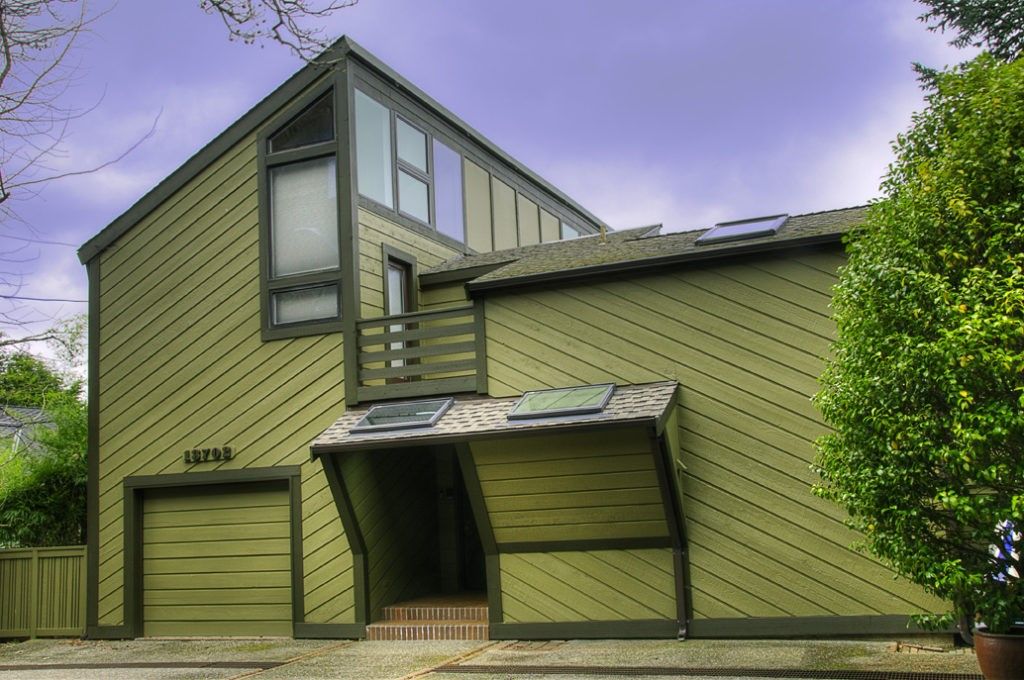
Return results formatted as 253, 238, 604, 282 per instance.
355, 304, 485, 402
0, 546, 86, 638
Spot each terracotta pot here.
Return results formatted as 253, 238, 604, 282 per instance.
974, 629, 1024, 680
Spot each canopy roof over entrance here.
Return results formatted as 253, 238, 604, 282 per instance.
310, 381, 678, 456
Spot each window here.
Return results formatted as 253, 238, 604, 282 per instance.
508, 383, 615, 420
696, 214, 788, 246
561, 222, 581, 240
355, 88, 465, 242
351, 397, 454, 432
260, 89, 343, 337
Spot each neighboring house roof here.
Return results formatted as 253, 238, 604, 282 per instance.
422, 205, 866, 291
77, 36, 606, 265
311, 381, 678, 455
0, 406, 53, 452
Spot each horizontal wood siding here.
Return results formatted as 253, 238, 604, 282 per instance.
501, 549, 675, 623
142, 483, 292, 636
483, 249, 945, 620
340, 449, 439, 621
471, 429, 668, 545
96, 124, 352, 629
420, 281, 469, 311
357, 209, 462, 319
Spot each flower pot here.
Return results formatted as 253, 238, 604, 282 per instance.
974, 629, 1024, 680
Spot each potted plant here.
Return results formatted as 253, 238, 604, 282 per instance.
813, 54, 1024, 680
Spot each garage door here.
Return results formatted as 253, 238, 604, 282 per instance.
142, 480, 293, 636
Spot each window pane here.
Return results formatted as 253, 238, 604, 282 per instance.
398, 169, 429, 223
396, 119, 427, 173
355, 90, 393, 208
561, 222, 581, 239
271, 157, 339, 277
272, 285, 339, 325
433, 139, 464, 242
269, 93, 334, 153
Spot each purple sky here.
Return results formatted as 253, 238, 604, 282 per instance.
5, 0, 972, 353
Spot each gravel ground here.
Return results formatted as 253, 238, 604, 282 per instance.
0, 637, 983, 680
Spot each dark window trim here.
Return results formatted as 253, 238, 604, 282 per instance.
258, 80, 345, 342
394, 114, 434, 227
381, 244, 418, 315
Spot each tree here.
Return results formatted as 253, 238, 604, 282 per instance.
814, 54, 1024, 634
919, 0, 1024, 63
0, 352, 65, 406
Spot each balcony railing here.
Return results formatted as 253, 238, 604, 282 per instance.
354, 304, 485, 402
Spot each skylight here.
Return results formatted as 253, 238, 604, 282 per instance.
696, 214, 788, 246
352, 397, 454, 433
508, 383, 615, 420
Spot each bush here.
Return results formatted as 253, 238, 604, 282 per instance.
814, 54, 1024, 633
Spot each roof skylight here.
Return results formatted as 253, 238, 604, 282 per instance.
696, 214, 788, 246
508, 383, 615, 420
352, 397, 454, 433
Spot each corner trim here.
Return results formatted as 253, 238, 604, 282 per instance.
85, 259, 100, 632
491, 620, 678, 640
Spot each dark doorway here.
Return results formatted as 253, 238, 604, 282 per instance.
436, 447, 486, 594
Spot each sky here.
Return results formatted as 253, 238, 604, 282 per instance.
2, 0, 974, 358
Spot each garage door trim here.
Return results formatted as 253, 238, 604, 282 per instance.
122, 466, 303, 638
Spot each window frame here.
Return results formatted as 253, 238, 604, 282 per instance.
258, 82, 346, 341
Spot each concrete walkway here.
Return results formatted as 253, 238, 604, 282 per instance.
0, 638, 984, 680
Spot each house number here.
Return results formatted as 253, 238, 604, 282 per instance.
184, 447, 233, 464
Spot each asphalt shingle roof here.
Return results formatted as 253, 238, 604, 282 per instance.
311, 381, 678, 454
423, 206, 865, 287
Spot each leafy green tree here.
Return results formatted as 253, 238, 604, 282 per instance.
0, 392, 86, 546
0, 353, 67, 407
919, 0, 1024, 63
814, 54, 1024, 634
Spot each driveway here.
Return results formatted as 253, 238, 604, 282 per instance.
0, 638, 984, 680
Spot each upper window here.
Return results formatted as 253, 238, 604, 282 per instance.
355, 88, 464, 243
508, 383, 615, 420
260, 88, 343, 338
696, 214, 788, 246
561, 222, 581, 240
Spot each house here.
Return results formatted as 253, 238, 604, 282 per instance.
77, 37, 943, 641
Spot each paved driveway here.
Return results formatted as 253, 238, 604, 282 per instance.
0, 638, 983, 679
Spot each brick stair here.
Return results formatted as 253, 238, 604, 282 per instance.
366, 595, 488, 641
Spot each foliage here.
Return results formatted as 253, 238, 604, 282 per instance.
0, 391, 86, 546
201, 0, 358, 61
0, 352, 67, 407
919, 0, 1024, 63
814, 54, 1024, 634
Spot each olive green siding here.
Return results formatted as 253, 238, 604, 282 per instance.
142, 482, 292, 636
482, 249, 945, 621
357, 209, 462, 318
339, 449, 438, 621
95, 126, 353, 631
470, 429, 668, 545
501, 549, 675, 623
420, 281, 469, 311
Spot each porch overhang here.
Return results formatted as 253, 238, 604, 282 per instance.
310, 381, 679, 457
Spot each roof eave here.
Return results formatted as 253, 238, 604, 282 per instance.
465, 231, 846, 295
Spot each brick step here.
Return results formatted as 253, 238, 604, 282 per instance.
365, 619, 489, 641
380, 604, 488, 622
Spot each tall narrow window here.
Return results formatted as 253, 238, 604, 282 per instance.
433, 139, 464, 242
260, 89, 343, 338
384, 253, 415, 370
396, 117, 431, 224
355, 89, 393, 208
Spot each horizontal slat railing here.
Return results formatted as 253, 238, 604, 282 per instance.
0, 546, 86, 638
356, 304, 485, 402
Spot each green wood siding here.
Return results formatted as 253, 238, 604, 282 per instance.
482, 250, 946, 620
420, 281, 469, 311
340, 449, 438, 621
96, 126, 352, 630
357, 209, 462, 318
142, 482, 292, 636
471, 429, 668, 545
501, 549, 675, 623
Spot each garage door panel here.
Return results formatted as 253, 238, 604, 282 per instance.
142, 481, 293, 637
143, 536, 291, 559
143, 505, 290, 528
145, 587, 292, 606
145, 571, 292, 591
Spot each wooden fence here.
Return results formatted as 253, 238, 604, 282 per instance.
0, 546, 86, 638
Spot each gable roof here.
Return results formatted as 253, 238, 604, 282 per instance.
78, 37, 607, 264
311, 381, 678, 455
421, 205, 865, 291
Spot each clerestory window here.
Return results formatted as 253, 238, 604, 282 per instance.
259, 88, 344, 340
